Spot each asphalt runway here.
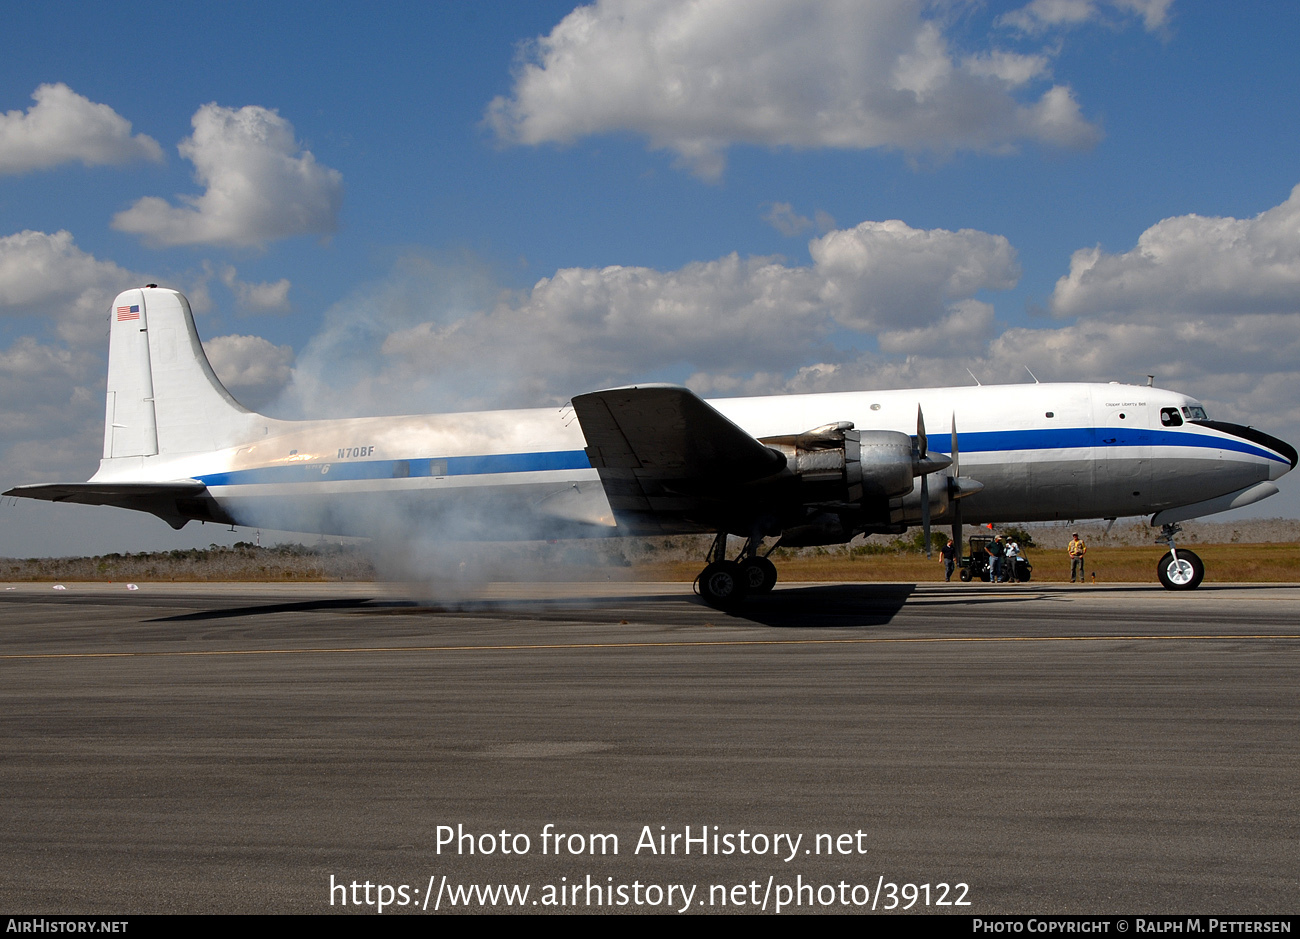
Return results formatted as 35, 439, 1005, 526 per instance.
2, 580, 1297, 915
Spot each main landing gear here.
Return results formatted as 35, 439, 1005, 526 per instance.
1156, 523, 1204, 590
695, 532, 779, 606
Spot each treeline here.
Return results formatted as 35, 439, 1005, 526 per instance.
0, 542, 377, 582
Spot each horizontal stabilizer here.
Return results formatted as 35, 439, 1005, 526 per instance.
4, 481, 233, 530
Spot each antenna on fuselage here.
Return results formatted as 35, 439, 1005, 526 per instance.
1147, 375, 1155, 387
1024, 366, 1040, 383
966, 369, 982, 386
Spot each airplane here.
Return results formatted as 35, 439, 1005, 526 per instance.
5, 285, 1295, 602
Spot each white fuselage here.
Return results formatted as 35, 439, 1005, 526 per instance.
89, 382, 1293, 540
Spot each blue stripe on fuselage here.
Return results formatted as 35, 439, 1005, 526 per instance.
193, 427, 1287, 489
197, 449, 593, 487
950, 427, 1287, 463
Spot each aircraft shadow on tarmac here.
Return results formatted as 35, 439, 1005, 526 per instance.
699, 583, 919, 628
143, 582, 1070, 628
148, 586, 927, 628
690, 583, 1061, 628
151, 597, 378, 622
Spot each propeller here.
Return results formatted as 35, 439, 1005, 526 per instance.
914, 405, 956, 559
918, 406, 931, 557
950, 414, 962, 560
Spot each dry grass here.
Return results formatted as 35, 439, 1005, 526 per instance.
0, 543, 375, 583
3, 540, 1297, 584
629, 543, 1300, 584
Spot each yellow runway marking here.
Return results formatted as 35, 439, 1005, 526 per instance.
4, 633, 1300, 660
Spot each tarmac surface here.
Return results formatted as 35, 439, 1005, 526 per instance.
1, 579, 1297, 915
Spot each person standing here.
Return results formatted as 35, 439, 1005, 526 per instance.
986, 536, 1004, 583
1004, 540, 1021, 582
941, 538, 956, 582
1068, 532, 1087, 582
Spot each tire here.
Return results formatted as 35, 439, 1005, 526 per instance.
740, 557, 778, 593
698, 561, 748, 605
958, 567, 973, 582
1157, 550, 1204, 590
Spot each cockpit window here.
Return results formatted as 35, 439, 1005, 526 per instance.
1182, 405, 1208, 420
1160, 407, 1183, 427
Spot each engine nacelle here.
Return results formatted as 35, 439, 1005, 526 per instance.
859, 430, 920, 501
756, 422, 920, 545
760, 423, 915, 507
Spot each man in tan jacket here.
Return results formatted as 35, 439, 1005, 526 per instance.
1068, 533, 1087, 582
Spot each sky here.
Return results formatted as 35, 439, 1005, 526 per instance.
2, 0, 1299, 556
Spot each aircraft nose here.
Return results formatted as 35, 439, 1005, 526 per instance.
1251, 428, 1297, 478
1198, 420, 1297, 478
1269, 448, 1296, 480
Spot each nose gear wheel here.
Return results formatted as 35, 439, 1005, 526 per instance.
1157, 549, 1204, 589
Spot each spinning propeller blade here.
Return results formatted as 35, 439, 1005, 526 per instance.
919, 406, 931, 557
951, 414, 962, 559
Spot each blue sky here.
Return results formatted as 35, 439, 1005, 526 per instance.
3, 0, 1299, 555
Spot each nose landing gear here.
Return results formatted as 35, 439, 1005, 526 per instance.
1156, 523, 1204, 590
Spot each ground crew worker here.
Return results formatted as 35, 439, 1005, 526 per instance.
986, 536, 1004, 583
1068, 532, 1087, 582
941, 538, 956, 582
1004, 540, 1021, 582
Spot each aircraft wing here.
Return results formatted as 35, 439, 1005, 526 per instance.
4, 481, 232, 530
571, 384, 787, 533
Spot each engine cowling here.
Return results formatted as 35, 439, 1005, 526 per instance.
760, 423, 915, 505
759, 423, 918, 545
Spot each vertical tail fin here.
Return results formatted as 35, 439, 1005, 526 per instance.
104, 286, 263, 460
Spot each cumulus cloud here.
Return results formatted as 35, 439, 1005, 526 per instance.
0, 338, 100, 439
112, 104, 342, 248
1118, 0, 1177, 31
794, 186, 1300, 436
0, 83, 163, 175
0, 315, 111, 486
1050, 184, 1300, 319
762, 202, 812, 237
967, 183, 1300, 432
999, 0, 1174, 35
0, 230, 139, 345
877, 299, 998, 356
277, 218, 1019, 417
268, 190, 1300, 463
485, 0, 1102, 178
963, 50, 1052, 85
284, 251, 833, 416
217, 264, 291, 312
0, 335, 106, 489
203, 334, 295, 409
810, 220, 1019, 329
